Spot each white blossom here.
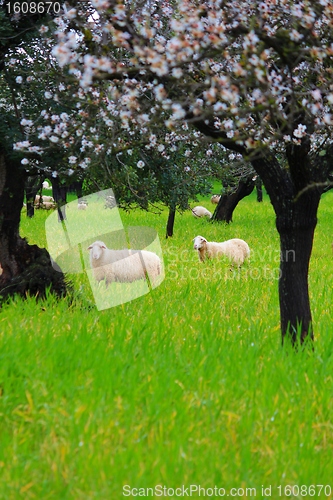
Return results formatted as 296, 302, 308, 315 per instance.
293, 124, 307, 138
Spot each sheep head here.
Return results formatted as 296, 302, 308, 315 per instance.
193, 235, 207, 250
88, 241, 107, 260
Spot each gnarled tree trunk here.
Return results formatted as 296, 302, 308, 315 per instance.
0, 152, 67, 301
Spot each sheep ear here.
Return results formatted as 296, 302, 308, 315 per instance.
201, 237, 207, 242
87, 245, 92, 250
101, 244, 107, 249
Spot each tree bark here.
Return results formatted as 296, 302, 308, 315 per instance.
166, 207, 176, 238
212, 176, 255, 223
0, 152, 67, 301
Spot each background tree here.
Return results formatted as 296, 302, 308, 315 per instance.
0, 3, 68, 300
82, 140, 214, 238
208, 148, 258, 223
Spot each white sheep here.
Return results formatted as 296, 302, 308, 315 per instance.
87, 240, 162, 286
211, 194, 221, 204
191, 206, 212, 218
39, 201, 56, 210
35, 194, 54, 205
193, 235, 250, 266
78, 202, 87, 210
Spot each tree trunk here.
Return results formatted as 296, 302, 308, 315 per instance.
276, 193, 320, 345
250, 146, 325, 347
255, 177, 263, 202
166, 207, 176, 238
25, 175, 43, 218
0, 153, 67, 301
212, 176, 255, 222
51, 177, 67, 222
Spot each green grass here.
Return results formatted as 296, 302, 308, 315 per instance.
1, 190, 333, 498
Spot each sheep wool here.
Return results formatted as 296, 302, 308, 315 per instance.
38, 201, 56, 210
191, 206, 212, 218
193, 235, 250, 265
35, 194, 54, 204
88, 240, 162, 286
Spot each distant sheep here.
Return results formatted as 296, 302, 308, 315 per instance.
78, 202, 87, 210
35, 194, 54, 204
191, 206, 212, 218
211, 194, 221, 204
193, 235, 250, 266
42, 180, 51, 190
88, 240, 162, 286
38, 201, 56, 210
105, 195, 116, 209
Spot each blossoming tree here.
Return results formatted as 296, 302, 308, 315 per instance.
43, 0, 333, 345
0, 6, 67, 299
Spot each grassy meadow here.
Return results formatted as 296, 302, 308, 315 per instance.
0, 188, 333, 498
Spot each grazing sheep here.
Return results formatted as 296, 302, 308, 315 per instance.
193, 235, 250, 266
39, 201, 56, 210
35, 194, 54, 205
191, 206, 212, 218
88, 240, 162, 286
42, 180, 51, 190
211, 194, 221, 204
78, 202, 87, 210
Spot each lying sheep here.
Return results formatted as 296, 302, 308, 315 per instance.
193, 235, 250, 266
191, 206, 212, 218
88, 240, 162, 286
211, 194, 221, 204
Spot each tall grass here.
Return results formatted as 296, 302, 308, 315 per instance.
0, 191, 332, 499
